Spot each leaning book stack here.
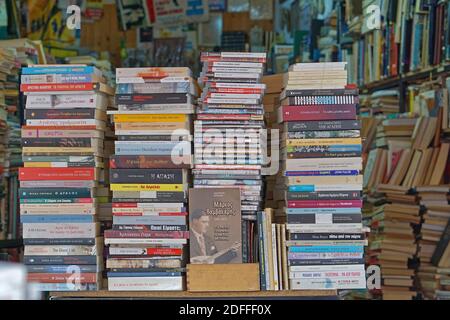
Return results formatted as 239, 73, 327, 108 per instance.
19, 65, 114, 291
105, 67, 195, 291
195, 52, 268, 263
275, 62, 367, 290
416, 186, 450, 300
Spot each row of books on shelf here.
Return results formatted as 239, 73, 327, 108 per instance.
342, 0, 450, 86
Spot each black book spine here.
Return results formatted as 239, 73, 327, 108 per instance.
431, 219, 450, 266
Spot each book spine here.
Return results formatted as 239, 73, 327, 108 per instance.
22, 138, 96, 148
112, 225, 187, 232
108, 277, 183, 291
24, 245, 97, 256
257, 211, 266, 290
287, 120, 361, 132
110, 156, 191, 169
21, 83, 96, 92
19, 188, 93, 199
112, 215, 186, 226
26, 265, 99, 273
288, 258, 365, 266
21, 215, 95, 223
288, 245, 363, 253
286, 191, 361, 201
22, 223, 98, 238
286, 213, 362, 224
104, 230, 189, 239
287, 200, 363, 208
19, 168, 96, 181
288, 233, 364, 241
24, 255, 98, 265
280, 105, 357, 121
21, 74, 98, 84
431, 220, 450, 265
23, 238, 96, 245
22, 66, 96, 75
28, 273, 98, 283
284, 89, 359, 97
110, 169, 184, 184
24, 109, 97, 120
116, 94, 189, 105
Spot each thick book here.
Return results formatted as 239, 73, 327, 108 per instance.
189, 188, 242, 264
279, 105, 357, 122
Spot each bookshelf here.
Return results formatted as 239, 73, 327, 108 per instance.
359, 62, 450, 112
49, 290, 338, 300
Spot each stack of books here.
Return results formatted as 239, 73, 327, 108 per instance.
276, 62, 366, 290
195, 52, 267, 263
365, 197, 421, 300
105, 67, 195, 291
19, 64, 114, 291
262, 74, 283, 210
0, 47, 20, 241
416, 185, 450, 299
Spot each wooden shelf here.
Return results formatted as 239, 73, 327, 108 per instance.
360, 63, 450, 93
49, 290, 338, 300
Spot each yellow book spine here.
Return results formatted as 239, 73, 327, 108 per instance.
286, 138, 362, 147
113, 114, 187, 123
110, 184, 184, 192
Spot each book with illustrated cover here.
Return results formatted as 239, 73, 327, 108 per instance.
189, 188, 242, 264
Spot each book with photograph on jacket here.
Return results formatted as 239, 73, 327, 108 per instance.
189, 188, 242, 264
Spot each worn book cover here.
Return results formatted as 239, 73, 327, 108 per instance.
189, 188, 242, 264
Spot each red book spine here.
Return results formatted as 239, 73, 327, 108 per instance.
19, 168, 95, 181
28, 273, 98, 283
104, 230, 189, 239
147, 248, 183, 255
21, 83, 95, 92
208, 88, 263, 94
281, 105, 356, 121
287, 200, 363, 208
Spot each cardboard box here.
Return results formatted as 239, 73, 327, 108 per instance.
187, 263, 260, 292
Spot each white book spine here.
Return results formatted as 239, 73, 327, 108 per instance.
108, 277, 184, 291
22, 223, 98, 238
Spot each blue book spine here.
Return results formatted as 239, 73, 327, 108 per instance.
21, 215, 95, 223
257, 211, 266, 291
33, 283, 98, 291
22, 66, 96, 75
27, 265, 100, 273
288, 246, 364, 253
285, 170, 359, 177
288, 185, 315, 192
287, 208, 362, 214
107, 272, 182, 277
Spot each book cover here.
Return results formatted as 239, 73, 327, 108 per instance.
189, 188, 242, 264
